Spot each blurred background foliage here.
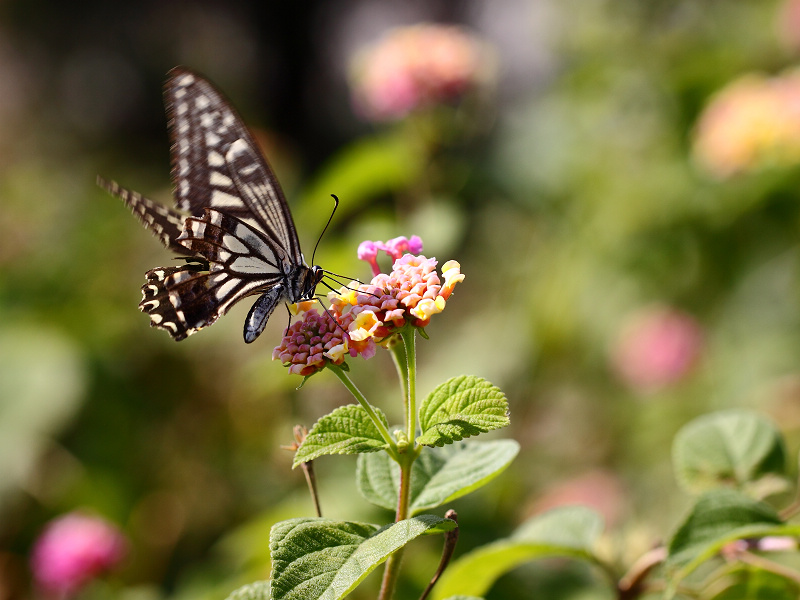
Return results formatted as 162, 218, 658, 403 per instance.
3, 0, 800, 598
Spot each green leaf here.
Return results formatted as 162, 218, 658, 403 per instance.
710, 568, 799, 600
432, 507, 604, 600
672, 409, 786, 494
417, 376, 510, 447
667, 489, 783, 566
224, 581, 270, 600
410, 440, 520, 513
294, 405, 390, 467
269, 516, 456, 600
356, 451, 398, 511
664, 490, 800, 598
356, 440, 519, 514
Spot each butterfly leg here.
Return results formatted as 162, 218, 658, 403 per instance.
244, 286, 286, 343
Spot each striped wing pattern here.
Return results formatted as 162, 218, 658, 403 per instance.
101, 67, 318, 343
97, 176, 188, 254
165, 69, 302, 264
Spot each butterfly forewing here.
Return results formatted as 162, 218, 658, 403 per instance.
101, 67, 320, 343
166, 68, 302, 261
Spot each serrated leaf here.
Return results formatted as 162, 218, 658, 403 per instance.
269, 516, 456, 600
224, 581, 270, 600
417, 376, 509, 447
672, 409, 786, 494
294, 405, 390, 467
356, 441, 519, 514
432, 507, 604, 600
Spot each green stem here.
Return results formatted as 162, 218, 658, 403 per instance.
400, 327, 418, 447
328, 364, 400, 461
389, 337, 409, 408
378, 327, 420, 600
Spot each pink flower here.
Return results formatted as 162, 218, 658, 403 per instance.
30, 512, 127, 596
611, 306, 704, 393
350, 24, 493, 121
358, 236, 425, 276
330, 252, 464, 344
693, 70, 800, 178
273, 306, 374, 376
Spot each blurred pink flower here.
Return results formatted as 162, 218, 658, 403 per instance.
778, 0, 800, 52
531, 470, 627, 528
31, 512, 127, 596
611, 306, 703, 393
350, 24, 492, 121
693, 71, 800, 178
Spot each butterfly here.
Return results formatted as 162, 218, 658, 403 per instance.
98, 67, 324, 343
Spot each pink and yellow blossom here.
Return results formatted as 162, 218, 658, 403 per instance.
350, 24, 492, 121
693, 71, 800, 178
331, 251, 464, 344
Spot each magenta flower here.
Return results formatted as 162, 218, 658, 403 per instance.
30, 512, 127, 596
611, 306, 704, 393
350, 24, 493, 121
358, 236, 425, 276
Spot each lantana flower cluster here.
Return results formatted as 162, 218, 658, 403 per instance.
693, 70, 800, 178
349, 24, 493, 121
273, 236, 464, 376
272, 308, 366, 376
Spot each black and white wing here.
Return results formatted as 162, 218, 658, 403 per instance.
165, 67, 302, 264
101, 67, 316, 343
97, 176, 188, 254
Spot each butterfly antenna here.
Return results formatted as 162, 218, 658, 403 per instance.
311, 194, 339, 266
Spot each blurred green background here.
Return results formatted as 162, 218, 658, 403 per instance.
4, 0, 800, 598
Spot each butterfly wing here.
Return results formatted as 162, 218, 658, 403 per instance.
165, 67, 303, 264
103, 67, 312, 343
97, 176, 189, 255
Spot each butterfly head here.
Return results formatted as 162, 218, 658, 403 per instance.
302, 265, 326, 301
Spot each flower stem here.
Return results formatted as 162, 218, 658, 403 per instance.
389, 337, 409, 408
328, 364, 400, 461
378, 327, 420, 600
400, 327, 418, 446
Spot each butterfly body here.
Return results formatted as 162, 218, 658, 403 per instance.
100, 67, 322, 342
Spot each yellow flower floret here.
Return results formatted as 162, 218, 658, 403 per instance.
349, 310, 383, 341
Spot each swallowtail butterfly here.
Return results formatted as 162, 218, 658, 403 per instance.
98, 67, 324, 343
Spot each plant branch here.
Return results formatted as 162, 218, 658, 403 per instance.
419, 510, 460, 600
